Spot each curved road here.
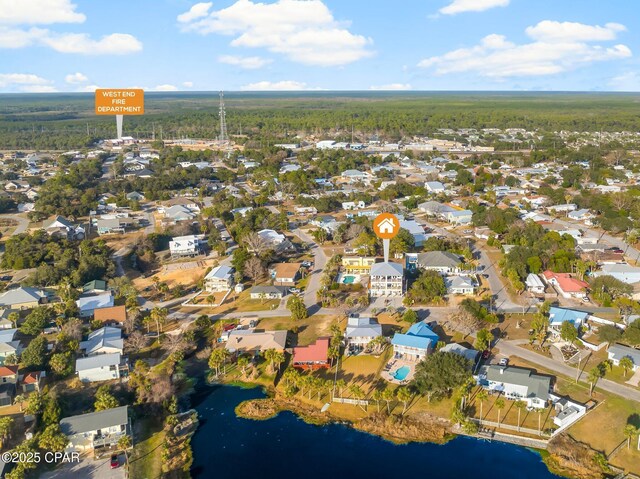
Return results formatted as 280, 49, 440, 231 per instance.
0, 214, 29, 236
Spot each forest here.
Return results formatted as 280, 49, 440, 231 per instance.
2, 92, 640, 149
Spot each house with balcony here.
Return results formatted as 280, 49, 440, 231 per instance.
204, 265, 234, 293
369, 262, 404, 297
342, 256, 377, 274
292, 338, 330, 370
391, 322, 439, 361
76, 353, 124, 383
60, 406, 130, 452
476, 365, 551, 409
345, 316, 382, 352
169, 235, 206, 258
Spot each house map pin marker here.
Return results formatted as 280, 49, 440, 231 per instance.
373, 213, 400, 263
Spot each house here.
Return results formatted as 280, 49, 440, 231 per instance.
593, 263, 640, 285
418, 201, 457, 218
169, 235, 206, 257
76, 292, 115, 317
60, 406, 130, 452
440, 343, 479, 363
83, 280, 108, 294
542, 271, 589, 299
249, 285, 287, 300
270, 263, 302, 286
80, 326, 124, 356
42, 215, 85, 240
0, 287, 46, 309
93, 306, 127, 325
231, 206, 253, 217
225, 330, 288, 355
415, 251, 462, 274
341, 169, 371, 183
165, 197, 201, 213
477, 365, 551, 409
547, 204, 577, 214
0, 329, 21, 365
446, 209, 473, 225
0, 383, 15, 407
76, 353, 123, 383
548, 307, 589, 333
96, 218, 125, 235
342, 257, 377, 274
204, 265, 234, 293
607, 343, 640, 372
391, 322, 439, 361
256, 229, 294, 252
126, 191, 144, 201
342, 201, 365, 210
345, 316, 382, 351
399, 218, 429, 246
369, 262, 404, 297
0, 365, 18, 384
20, 371, 45, 393
552, 395, 587, 428
292, 338, 330, 370
163, 205, 197, 222
568, 209, 594, 224
446, 275, 477, 295
525, 274, 545, 294
425, 181, 446, 193
0, 310, 14, 330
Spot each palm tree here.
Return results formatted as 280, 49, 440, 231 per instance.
237, 356, 249, 378
264, 349, 285, 374
381, 388, 395, 414
348, 384, 366, 411
372, 390, 383, 413
208, 348, 229, 377
495, 397, 506, 427
335, 379, 346, 398
476, 389, 488, 421
619, 356, 634, 378
0, 417, 13, 448
588, 366, 603, 396
537, 407, 547, 435
624, 424, 638, 450
514, 400, 527, 432
396, 387, 412, 415
13, 394, 26, 412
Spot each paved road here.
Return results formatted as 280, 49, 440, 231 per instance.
0, 214, 29, 235
293, 228, 327, 309
496, 339, 640, 403
41, 453, 125, 479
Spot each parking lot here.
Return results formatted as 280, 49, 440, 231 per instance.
40, 453, 126, 479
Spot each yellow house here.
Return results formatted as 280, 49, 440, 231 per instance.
342, 257, 377, 274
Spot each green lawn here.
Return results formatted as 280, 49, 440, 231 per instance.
129, 417, 166, 479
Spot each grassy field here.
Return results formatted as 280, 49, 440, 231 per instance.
129, 416, 165, 479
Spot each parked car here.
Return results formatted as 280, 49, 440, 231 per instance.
498, 358, 509, 367
110, 454, 119, 469
0, 276, 12, 282
289, 287, 301, 294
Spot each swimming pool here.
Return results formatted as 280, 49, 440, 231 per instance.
392, 365, 410, 381
342, 275, 356, 284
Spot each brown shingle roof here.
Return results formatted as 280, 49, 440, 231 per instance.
93, 305, 127, 323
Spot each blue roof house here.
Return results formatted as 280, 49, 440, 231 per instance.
548, 307, 588, 333
391, 322, 439, 361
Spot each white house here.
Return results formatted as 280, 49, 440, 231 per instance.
169, 235, 206, 257
525, 273, 545, 294
425, 181, 446, 193
80, 327, 124, 356
477, 365, 551, 409
76, 353, 122, 383
249, 285, 287, 300
607, 344, 640, 372
415, 251, 462, 274
369, 262, 404, 297
204, 265, 234, 293
446, 275, 476, 295
342, 201, 365, 211
76, 292, 114, 318
345, 316, 382, 351
60, 406, 130, 452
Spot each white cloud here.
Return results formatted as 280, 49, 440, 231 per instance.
0, 73, 56, 92
178, 0, 373, 66
218, 54, 272, 69
42, 32, 142, 54
65, 72, 88, 84
182, 81, 194, 88
369, 83, 412, 90
153, 84, 179, 91
418, 21, 632, 78
177, 2, 213, 23
78, 84, 101, 92
0, 0, 142, 55
609, 72, 640, 92
240, 80, 315, 91
0, 0, 85, 25
526, 21, 625, 43
439, 0, 509, 15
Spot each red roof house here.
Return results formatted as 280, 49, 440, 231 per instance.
292, 338, 330, 370
0, 366, 18, 384
542, 271, 589, 299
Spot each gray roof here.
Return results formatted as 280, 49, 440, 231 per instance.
60, 406, 128, 436
370, 261, 403, 277
609, 343, 640, 365
440, 343, 478, 362
345, 316, 382, 339
485, 365, 551, 401
205, 265, 233, 280
417, 251, 462, 268
250, 285, 287, 295
80, 326, 123, 355
75, 352, 121, 371
0, 287, 44, 307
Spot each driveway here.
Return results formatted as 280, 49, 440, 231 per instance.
0, 214, 29, 236
40, 453, 125, 479
293, 228, 327, 309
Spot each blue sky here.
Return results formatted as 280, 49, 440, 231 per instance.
1, 0, 640, 92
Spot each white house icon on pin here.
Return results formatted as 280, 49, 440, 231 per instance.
377, 217, 395, 234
